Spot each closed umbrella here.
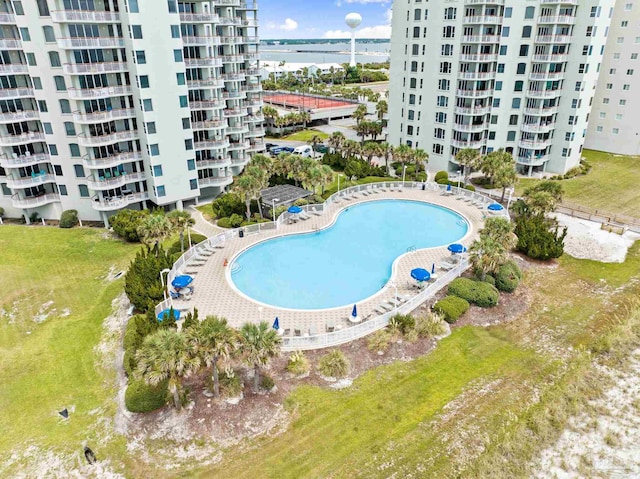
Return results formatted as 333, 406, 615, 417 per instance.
431, 263, 436, 274
349, 304, 360, 323
272, 316, 280, 330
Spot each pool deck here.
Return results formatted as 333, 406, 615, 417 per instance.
171, 187, 487, 335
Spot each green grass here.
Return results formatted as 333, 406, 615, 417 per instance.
322, 175, 390, 198
515, 149, 640, 216
0, 226, 137, 457
278, 129, 329, 142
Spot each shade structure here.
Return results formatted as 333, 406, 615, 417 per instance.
448, 243, 467, 254
157, 309, 180, 321
431, 263, 436, 274
272, 316, 280, 330
446, 183, 452, 191
171, 275, 193, 289
411, 268, 431, 282
287, 205, 303, 214
488, 203, 504, 211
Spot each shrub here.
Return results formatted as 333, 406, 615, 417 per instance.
293, 198, 308, 206
475, 271, 496, 286
0, 206, 4, 218
318, 349, 349, 378
229, 213, 244, 228
495, 260, 522, 293
286, 351, 310, 375
217, 217, 232, 228
123, 314, 157, 376
433, 296, 470, 323
434, 171, 449, 182
448, 278, 499, 308
344, 158, 372, 179
414, 313, 449, 337
261, 374, 275, 391
59, 209, 78, 228
515, 214, 567, 260
125, 379, 168, 413
367, 329, 392, 353
217, 369, 243, 397
464, 185, 476, 192
389, 314, 415, 335
110, 209, 148, 242
211, 193, 245, 219
124, 247, 173, 312
167, 233, 207, 256
29, 212, 40, 224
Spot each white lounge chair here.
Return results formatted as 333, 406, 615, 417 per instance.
440, 261, 456, 271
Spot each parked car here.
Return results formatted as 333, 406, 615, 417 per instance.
313, 144, 329, 154
265, 142, 277, 150
282, 146, 295, 153
293, 145, 313, 157
268, 145, 283, 155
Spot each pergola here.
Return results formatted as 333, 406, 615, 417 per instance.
260, 184, 313, 209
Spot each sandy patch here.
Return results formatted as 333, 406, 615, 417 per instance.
553, 213, 640, 263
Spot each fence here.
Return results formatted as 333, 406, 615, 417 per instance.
154, 181, 504, 344
557, 202, 640, 233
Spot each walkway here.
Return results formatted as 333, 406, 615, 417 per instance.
188, 205, 222, 238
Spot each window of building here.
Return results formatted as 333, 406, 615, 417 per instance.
517, 63, 526, 74
443, 26, 455, 38
514, 81, 524, 91
168, 0, 177, 13
502, 27, 510, 37
26, 53, 36, 66
628, 69, 634, 75
69, 144, 80, 157
185, 139, 193, 150
187, 159, 195, 170
170, 25, 180, 38
625, 3, 633, 11
36, 0, 50, 16
413, 26, 420, 38
153, 165, 163, 176
444, 7, 456, 20
509, 115, 518, 126
433, 143, 444, 154
43, 122, 53, 134
1, 183, 12, 195
414, 8, 421, 21
135, 50, 146, 64
439, 62, 451, 73
409, 78, 417, 89
505, 7, 512, 18
620, 99, 627, 105
38, 100, 47, 112
173, 49, 183, 62
64, 122, 76, 136
32, 77, 42, 90
434, 128, 445, 139
43, 26, 55, 42
623, 84, 631, 90
59, 99, 71, 114
495, 81, 503, 91
617, 37, 624, 44
524, 6, 535, 19
139, 75, 149, 88
146, 122, 156, 134
613, 128, 620, 134
438, 79, 450, 90
54, 165, 62, 176
511, 98, 521, 109
522, 26, 532, 38
407, 125, 414, 136
182, 118, 190, 129
190, 178, 198, 190
506, 131, 516, 141
129, 0, 139, 12
58, 184, 68, 196
19, 27, 30, 41
176, 72, 185, 85
48, 51, 61, 68
499, 45, 508, 55
632, 53, 639, 60
143, 99, 153, 111
616, 113, 623, 120
179, 95, 188, 107
156, 185, 166, 197
54, 76, 66, 91
150, 144, 160, 156
79, 185, 89, 197
435, 112, 447, 123
596, 126, 603, 132
493, 98, 500, 108
73, 164, 85, 178
606, 83, 613, 89
519, 45, 529, 56
603, 98, 610, 104
490, 115, 498, 125
497, 63, 505, 73
436, 95, 448, 107
132, 25, 143, 39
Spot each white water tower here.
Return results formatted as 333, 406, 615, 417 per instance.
345, 12, 362, 67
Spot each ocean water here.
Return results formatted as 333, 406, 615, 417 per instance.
259, 41, 390, 65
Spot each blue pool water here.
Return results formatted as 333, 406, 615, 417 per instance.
230, 200, 468, 310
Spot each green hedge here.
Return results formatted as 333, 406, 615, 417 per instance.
59, 209, 78, 228
433, 295, 469, 323
495, 260, 522, 293
448, 277, 499, 307
125, 379, 168, 413
465, 185, 476, 192
167, 233, 207, 256
123, 314, 158, 376
434, 171, 449, 182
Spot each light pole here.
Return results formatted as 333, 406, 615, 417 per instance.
389, 280, 398, 303
258, 306, 263, 322
507, 187, 515, 211
402, 164, 406, 188
187, 226, 192, 249
272, 197, 279, 223
457, 169, 462, 195
160, 268, 171, 301
338, 174, 342, 193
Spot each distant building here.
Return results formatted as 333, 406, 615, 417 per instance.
261, 61, 344, 80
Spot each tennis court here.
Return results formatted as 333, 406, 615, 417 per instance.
263, 92, 354, 110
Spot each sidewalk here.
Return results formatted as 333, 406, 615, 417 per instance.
189, 206, 223, 238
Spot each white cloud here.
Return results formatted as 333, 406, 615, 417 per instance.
385, 8, 393, 23
279, 18, 298, 31
323, 24, 391, 39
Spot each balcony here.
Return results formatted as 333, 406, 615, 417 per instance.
0, 110, 40, 123
518, 138, 552, 150
532, 53, 569, 63
198, 175, 233, 188
51, 10, 120, 23
5, 172, 56, 189
0, 38, 21, 49
456, 89, 493, 98
242, 18, 259, 27
63, 61, 128, 75
0, 63, 29, 74
226, 124, 249, 135
243, 68, 261, 76
218, 16, 242, 26
219, 54, 245, 63
222, 90, 247, 100
223, 108, 247, 118
452, 123, 489, 133
521, 122, 554, 134
231, 155, 250, 165
451, 138, 486, 149
0, 152, 50, 168
179, 12, 219, 23
245, 114, 264, 123
57, 37, 125, 49
461, 35, 500, 43
247, 141, 265, 152
463, 15, 503, 24
459, 53, 498, 62
227, 140, 250, 151
192, 119, 228, 130
541, 0, 577, 3
242, 83, 262, 93
12, 193, 61, 208
0, 12, 15, 23
538, 15, 575, 24
237, 1, 258, 10
182, 35, 221, 46
221, 72, 246, 81
0, 132, 46, 146
529, 71, 564, 81
524, 105, 559, 116
82, 151, 143, 169
189, 99, 226, 110
73, 108, 136, 124
68, 85, 133, 100
454, 105, 492, 115
526, 89, 561, 99
187, 79, 225, 89
535, 35, 572, 44
0, 87, 35, 100
92, 192, 150, 212
457, 71, 495, 80
194, 138, 230, 150
86, 171, 146, 190
184, 57, 223, 68
516, 155, 548, 166
243, 52, 260, 61
196, 158, 231, 169
77, 130, 139, 147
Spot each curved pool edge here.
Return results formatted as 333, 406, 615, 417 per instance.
224, 197, 475, 313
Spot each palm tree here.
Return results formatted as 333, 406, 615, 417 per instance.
355, 121, 369, 144
494, 160, 518, 202
362, 141, 379, 165
135, 329, 200, 409
482, 217, 518, 251
319, 164, 334, 194
455, 148, 482, 185
392, 144, 413, 173
413, 148, 429, 180
375, 99, 388, 121
187, 316, 238, 397
522, 180, 564, 214
328, 131, 345, 155
308, 134, 323, 151
233, 171, 261, 220
240, 321, 281, 392
137, 214, 173, 255
352, 104, 368, 125
167, 210, 195, 253
378, 142, 392, 174
480, 149, 512, 186
469, 236, 506, 281
245, 165, 270, 218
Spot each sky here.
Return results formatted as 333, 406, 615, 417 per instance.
260, 0, 392, 40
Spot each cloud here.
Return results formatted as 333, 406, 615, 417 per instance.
279, 18, 298, 31
343, 0, 391, 4
323, 24, 391, 39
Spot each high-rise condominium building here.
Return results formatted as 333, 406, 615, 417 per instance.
585, 1, 640, 155
388, 1, 613, 175
0, 0, 264, 225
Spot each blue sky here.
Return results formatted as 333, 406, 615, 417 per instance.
260, 0, 392, 39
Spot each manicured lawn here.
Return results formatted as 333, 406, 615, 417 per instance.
321, 175, 390, 198
0, 226, 138, 458
278, 129, 329, 142
195, 203, 214, 222
515, 149, 640, 216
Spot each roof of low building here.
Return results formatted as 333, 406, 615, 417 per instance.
260, 184, 313, 206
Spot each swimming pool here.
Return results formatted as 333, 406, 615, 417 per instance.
230, 200, 468, 310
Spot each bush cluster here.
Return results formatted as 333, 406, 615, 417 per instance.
321, 152, 347, 170
388, 314, 415, 335
59, 209, 78, 228
433, 296, 470, 323
318, 349, 349, 378
515, 214, 567, 260
367, 329, 393, 353
434, 171, 449, 182
286, 350, 310, 375
124, 379, 168, 413
344, 158, 386, 179
495, 260, 523, 293
123, 314, 158, 375
167, 233, 207, 257
124, 247, 173, 312
110, 209, 149, 242
210, 193, 245, 219
448, 277, 499, 307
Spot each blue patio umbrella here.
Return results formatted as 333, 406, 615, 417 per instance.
351, 304, 358, 318
446, 183, 452, 192
157, 309, 180, 322
411, 268, 431, 282
431, 263, 436, 274
488, 203, 504, 211
448, 243, 467, 254
287, 205, 302, 214
171, 275, 193, 289
272, 316, 280, 330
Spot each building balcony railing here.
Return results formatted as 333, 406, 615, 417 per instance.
456, 89, 493, 98
459, 53, 498, 62
243, 68, 261, 76
5, 172, 56, 189
184, 57, 223, 68
51, 10, 120, 23
189, 99, 226, 110
77, 130, 139, 147
182, 35, 221, 46
219, 54, 245, 63
245, 114, 264, 123
245, 127, 265, 138
72, 108, 136, 124
221, 72, 246, 81
227, 140, 250, 151
244, 98, 263, 107
463, 15, 503, 24
223, 108, 247, 118
231, 155, 250, 165
237, 1, 259, 10
243, 52, 260, 60
57, 36, 125, 49
516, 155, 549, 166
92, 192, 150, 211
226, 124, 249, 135
0, 110, 39, 123
247, 141, 265, 152
518, 138, 552, 150
179, 12, 219, 23
457, 71, 495, 80
451, 138, 486, 149
0, 12, 15, 24
453, 105, 492, 115
192, 119, 228, 130
540, 0, 577, 4
187, 79, 225, 89
242, 83, 262, 93
523, 105, 559, 116
86, 171, 146, 190
526, 89, 561, 99
196, 158, 231, 169
218, 16, 242, 26
461, 35, 500, 44
532, 53, 569, 63
0, 131, 46, 146
535, 35, 572, 44
0, 152, 50, 168
198, 175, 233, 187
82, 151, 143, 170
67, 85, 133, 100
63, 61, 128, 75
0, 87, 35, 100
529, 71, 564, 81
538, 15, 575, 24
452, 123, 489, 133
12, 193, 61, 208
194, 138, 231, 150
242, 18, 259, 27
0, 38, 21, 49
0, 63, 29, 74
521, 122, 554, 134
222, 90, 247, 100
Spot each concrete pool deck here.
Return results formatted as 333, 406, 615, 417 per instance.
170, 186, 489, 337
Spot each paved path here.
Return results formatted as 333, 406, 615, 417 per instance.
174, 188, 487, 335
189, 205, 222, 238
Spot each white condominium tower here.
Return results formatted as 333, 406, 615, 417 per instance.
586, 1, 640, 155
0, 0, 264, 225
388, 1, 613, 175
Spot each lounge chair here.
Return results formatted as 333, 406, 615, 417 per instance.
440, 261, 456, 271
283, 328, 291, 336
300, 212, 311, 220
371, 187, 380, 194
294, 328, 302, 337
361, 190, 371, 196
169, 290, 180, 300
312, 210, 322, 216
